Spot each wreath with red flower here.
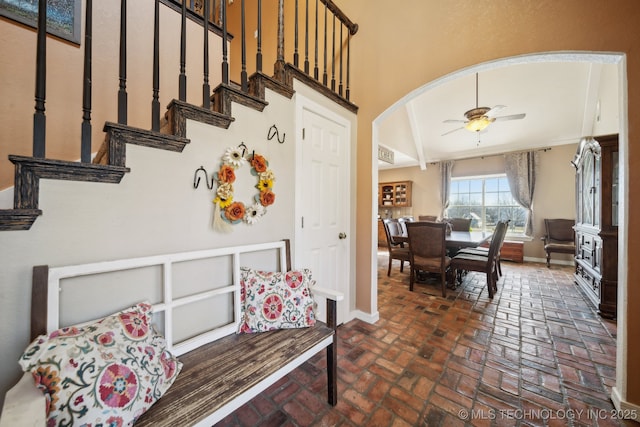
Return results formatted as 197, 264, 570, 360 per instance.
212, 145, 275, 231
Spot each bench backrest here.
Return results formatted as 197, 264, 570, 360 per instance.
32, 240, 291, 356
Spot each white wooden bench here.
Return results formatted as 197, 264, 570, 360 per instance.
1, 239, 343, 426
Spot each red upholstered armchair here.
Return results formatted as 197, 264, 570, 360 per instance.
541, 219, 576, 267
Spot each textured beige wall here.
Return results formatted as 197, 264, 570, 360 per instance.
341, 0, 639, 407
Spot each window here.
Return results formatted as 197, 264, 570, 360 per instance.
446, 175, 527, 234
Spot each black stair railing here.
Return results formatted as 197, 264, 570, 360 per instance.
118, 0, 128, 125
152, 0, 161, 131
202, 0, 211, 109
29, 0, 358, 166
287, 0, 358, 102
32, 0, 47, 158
81, 0, 93, 162
162, 0, 358, 104
179, 0, 188, 101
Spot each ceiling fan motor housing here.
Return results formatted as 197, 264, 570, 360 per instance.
464, 107, 492, 121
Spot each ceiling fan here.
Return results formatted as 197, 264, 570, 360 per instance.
442, 73, 526, 137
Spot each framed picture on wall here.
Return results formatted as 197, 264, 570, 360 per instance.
0, 0, 81, 45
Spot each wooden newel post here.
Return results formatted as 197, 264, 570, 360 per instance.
274, 0, 286, 83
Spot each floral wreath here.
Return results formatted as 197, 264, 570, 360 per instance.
212, 145, 275, 231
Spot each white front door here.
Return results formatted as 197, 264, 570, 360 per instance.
295, 99, 350, 325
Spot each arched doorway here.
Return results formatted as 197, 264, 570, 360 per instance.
371, 51, 628, 404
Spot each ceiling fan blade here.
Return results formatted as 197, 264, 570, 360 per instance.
443, 119, 466, 124
486, 105, 506, 117
441, 126, 464, 136
493, 113, 526, 122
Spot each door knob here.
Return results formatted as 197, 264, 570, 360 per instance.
338, 232, 347, 239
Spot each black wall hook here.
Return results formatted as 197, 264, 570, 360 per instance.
193, 166, 214, 189
267, 125, 285, 144
238, 142, 248, 157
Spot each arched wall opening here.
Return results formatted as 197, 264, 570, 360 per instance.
370, 51, 628, 406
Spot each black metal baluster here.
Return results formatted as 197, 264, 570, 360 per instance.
33, 0, 46, 158
293, 0, 299, 67
179, 0, 187, 101
274, 0, 285, 82
304, 0, 309, 74
222, 0, 229, 84
202, 0, 210, 108
152, 0, 160, 131
330, 14, 335, 92
346, 32, 351, 101
240, 0, 248, 92
118, 0, 127, 125
256, 0, 262, 72
322, 1, 327, 86
338, 22, 343, 96
81, 0, 92, 162
313, 0, 318, 80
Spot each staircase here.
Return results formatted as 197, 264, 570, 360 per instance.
0, 0, 357, 231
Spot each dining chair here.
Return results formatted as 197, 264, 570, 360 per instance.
384, 218, 405, 248
457, 220, 511, 277
418, 215, 438, 222
382, 218, 411, 276
397, 216, 415, 238
447, 217, 472, 231
406, 221, 451, 297
450, 220, 509, 298
541, 218, 576, 267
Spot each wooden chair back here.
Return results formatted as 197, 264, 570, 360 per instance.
382, 218, 411, 276
397, 216, 415, 237
542, 218, 576, 267
447, 217, 472, 231
382, 218, 403, 247
406, 221, 450, 296
544, 219, 575, 243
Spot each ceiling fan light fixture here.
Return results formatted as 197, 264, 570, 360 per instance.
464, 116, 493, 132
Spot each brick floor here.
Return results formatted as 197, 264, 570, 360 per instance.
216, 254, 638, 426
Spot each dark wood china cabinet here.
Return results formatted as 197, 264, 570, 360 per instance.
572, 134, 619, 318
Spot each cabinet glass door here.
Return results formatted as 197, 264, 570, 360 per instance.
394, 184, 407, 205
582, 154, 594, 226
594, 156, 601, 227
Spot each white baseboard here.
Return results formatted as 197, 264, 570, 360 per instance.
351, 309, 379, 324
611, 387, 640, 420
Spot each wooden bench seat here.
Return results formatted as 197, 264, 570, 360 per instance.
1, 240, 342, 427
138, 321, 336, 426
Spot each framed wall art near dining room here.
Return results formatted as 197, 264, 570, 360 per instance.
0, 0, 81, 45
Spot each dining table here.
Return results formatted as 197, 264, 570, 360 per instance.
392, 229, 494, 288
392, 230, 493, 251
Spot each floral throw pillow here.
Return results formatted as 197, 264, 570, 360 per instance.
19, 302, 182, 427
238, 268, 317, 333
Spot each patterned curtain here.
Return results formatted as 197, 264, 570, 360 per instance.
504, 151, 539, 236
439, 160, 454, 218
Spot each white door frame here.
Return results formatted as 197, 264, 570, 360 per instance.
294, 92, 352, 324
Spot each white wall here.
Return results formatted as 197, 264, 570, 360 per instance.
0, 88, 302, 406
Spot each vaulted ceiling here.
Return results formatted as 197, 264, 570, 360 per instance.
377, 60, 620, 169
